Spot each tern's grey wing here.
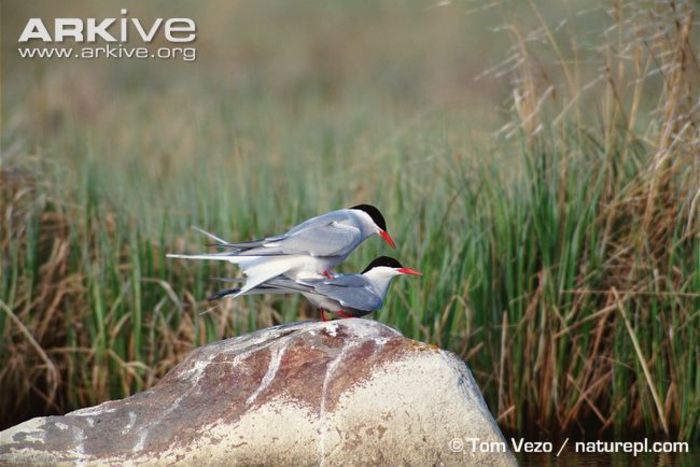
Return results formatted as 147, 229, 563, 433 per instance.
320, 274, 368, 287
313, 282, 383, 312
283, 210, 351, 236
190, 210, 354, 254
237, 221, 362, 257
264, 276, 317, 293
280, 221, 362, 256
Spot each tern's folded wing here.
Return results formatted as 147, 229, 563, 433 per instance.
237, 221, 362, 257
313, 283, 383, 312
263, 277, 317, 293
320, 274, 367, 287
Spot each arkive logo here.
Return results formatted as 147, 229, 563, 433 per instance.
17, 9, 197, 62
19, 9, 195, 43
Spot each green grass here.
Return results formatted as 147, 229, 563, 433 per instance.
1, 0, 698, 445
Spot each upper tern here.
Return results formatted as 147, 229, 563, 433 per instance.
167, 205, 396, 297
209, 256, 421, 319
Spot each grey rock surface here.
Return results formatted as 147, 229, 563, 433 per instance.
0, 319, 516, 466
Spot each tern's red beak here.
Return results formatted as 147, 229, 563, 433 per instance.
397, 267, 422, 276
379, 230, 396, 249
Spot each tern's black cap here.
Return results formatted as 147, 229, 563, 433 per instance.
350, 204, 387, 231
362, 256, 403, 273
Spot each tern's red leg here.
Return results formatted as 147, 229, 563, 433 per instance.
322, 270, 333, 279
337, 310, 354, 319
320, 309, 329, 322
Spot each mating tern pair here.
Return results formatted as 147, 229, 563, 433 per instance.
167, 204, 420, 319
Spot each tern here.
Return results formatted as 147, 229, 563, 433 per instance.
208, 256, 421, 319
167, 205, 396, 297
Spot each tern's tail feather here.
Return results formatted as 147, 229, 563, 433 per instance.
191, 226, 233, 247
166, 253, 262, 264
208, 287, 241, 300
209, 285, 291, 301
192, 226, 289, 250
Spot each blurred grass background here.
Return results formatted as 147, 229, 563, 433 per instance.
1, 0, 698, 444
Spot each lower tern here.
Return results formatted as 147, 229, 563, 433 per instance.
167, 205, 396, 297
209, 256, 421, 319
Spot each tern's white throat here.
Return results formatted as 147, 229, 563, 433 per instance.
362, 266, 402, 298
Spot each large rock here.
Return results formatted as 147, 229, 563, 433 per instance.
0, 320, 515, 465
